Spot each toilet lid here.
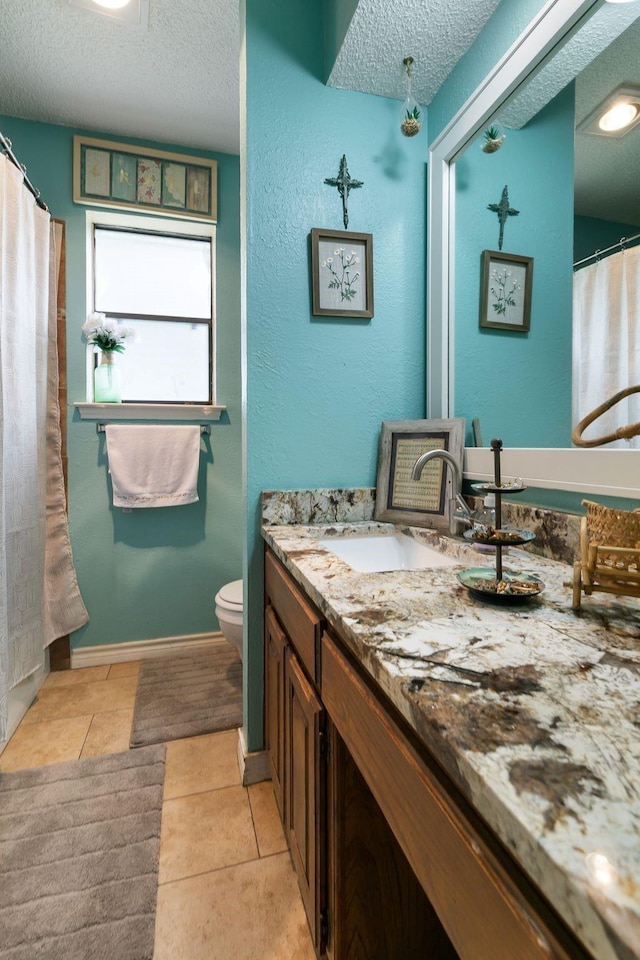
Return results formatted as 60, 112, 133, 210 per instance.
217, 579, 243, 608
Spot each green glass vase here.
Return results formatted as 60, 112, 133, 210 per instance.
94, 351, 122, 403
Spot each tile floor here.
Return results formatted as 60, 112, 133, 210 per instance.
0, 662, 316, 960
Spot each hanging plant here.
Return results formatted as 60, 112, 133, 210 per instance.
482, 125, 505, 153
400, 57, 423, 138
401, 105, 422, 138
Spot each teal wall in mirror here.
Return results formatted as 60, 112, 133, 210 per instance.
574, 215, 640, 264
454, 85, 575, 448
438, 2, 640, 454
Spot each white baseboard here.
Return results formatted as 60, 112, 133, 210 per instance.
72, 631, 226, 668
237, 728, 270, 786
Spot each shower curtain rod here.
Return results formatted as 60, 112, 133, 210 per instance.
573, 230, 640, 269
0, 130, 49, 212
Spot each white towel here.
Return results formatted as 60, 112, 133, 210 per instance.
105, 425, 201, 508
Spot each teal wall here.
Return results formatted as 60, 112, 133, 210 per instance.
574, 214, 640, 264
0, 115, 242, 649
455, 86, 575, 448
243, 0, 427, 750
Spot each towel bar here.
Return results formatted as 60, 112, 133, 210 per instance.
96, 423, 211, 435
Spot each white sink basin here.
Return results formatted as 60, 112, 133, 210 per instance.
318, 533, 460, 573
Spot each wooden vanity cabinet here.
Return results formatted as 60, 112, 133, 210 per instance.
264, 547, 458, 959
264, 550, 327, 953
264, 544, 596, 960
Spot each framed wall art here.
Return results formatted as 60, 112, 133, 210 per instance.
310, 228, 373, 318
374, 418, 466, 529
73, 136, 217, 222
479, 250, 533, 332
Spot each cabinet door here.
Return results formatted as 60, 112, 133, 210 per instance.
285, 648, 325, 951
327, 724, 459, 960
264, 605, 287, 819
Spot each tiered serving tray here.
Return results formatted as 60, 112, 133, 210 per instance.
457, 440, 544, 603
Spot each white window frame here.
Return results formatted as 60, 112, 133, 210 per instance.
76, 209, 225, 421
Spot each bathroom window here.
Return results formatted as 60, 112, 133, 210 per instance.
87, 211, 216, 404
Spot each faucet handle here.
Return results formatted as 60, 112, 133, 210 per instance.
449, 495, 473, 535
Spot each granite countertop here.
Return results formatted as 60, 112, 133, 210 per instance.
262, 518, 640, 960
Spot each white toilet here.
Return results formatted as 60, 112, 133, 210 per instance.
215, 579, 243, 658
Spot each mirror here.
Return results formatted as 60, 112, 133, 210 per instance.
427, 0, 640, 499
452, 9, 640, 450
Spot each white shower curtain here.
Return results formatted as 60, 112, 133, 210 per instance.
573, 245, 640, 448
0, 155, 88, 740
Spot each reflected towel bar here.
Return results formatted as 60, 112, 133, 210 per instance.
96, 423, 211, 435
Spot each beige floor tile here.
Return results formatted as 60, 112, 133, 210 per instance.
108, 660, 142, 679
43, 665, 110, 688
154, 852, 315, 960
163, 731, 241, 800
159, 785, 258, 884
21, 675, 138, 724
248, 780, 287, 857
80, 709, 134, 758
0, 715, 92, 771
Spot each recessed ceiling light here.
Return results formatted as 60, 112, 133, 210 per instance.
68, 0, 148, 27
578, 85, 640, 137
598, 101, 638, 132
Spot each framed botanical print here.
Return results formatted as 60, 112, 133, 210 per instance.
310, 228, 374, 318
479, 250, 533, 332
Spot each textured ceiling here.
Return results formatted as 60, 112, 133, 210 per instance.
500, 3, 640, 131
574, 16, 640, 227
0, 0, 239, 154
327, 0, 502, 103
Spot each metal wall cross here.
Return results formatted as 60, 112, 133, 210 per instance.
324, 155, 363, 230
487, 185, 519, 251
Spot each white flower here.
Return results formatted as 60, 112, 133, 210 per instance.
81, 311, 134, 351
99, 318, 119, 335
355, 257, 360, 263
326, 257, 333, 264
81, 311, 105, 335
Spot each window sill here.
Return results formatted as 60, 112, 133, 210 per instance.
74, 402, 226, 422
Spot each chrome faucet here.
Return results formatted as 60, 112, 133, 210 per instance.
411, 449, 472, 536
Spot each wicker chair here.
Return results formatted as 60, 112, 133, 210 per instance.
573, 500, 640, 610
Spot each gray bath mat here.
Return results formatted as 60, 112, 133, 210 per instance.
130, 643, 243, 748
0, 744, 165, 960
